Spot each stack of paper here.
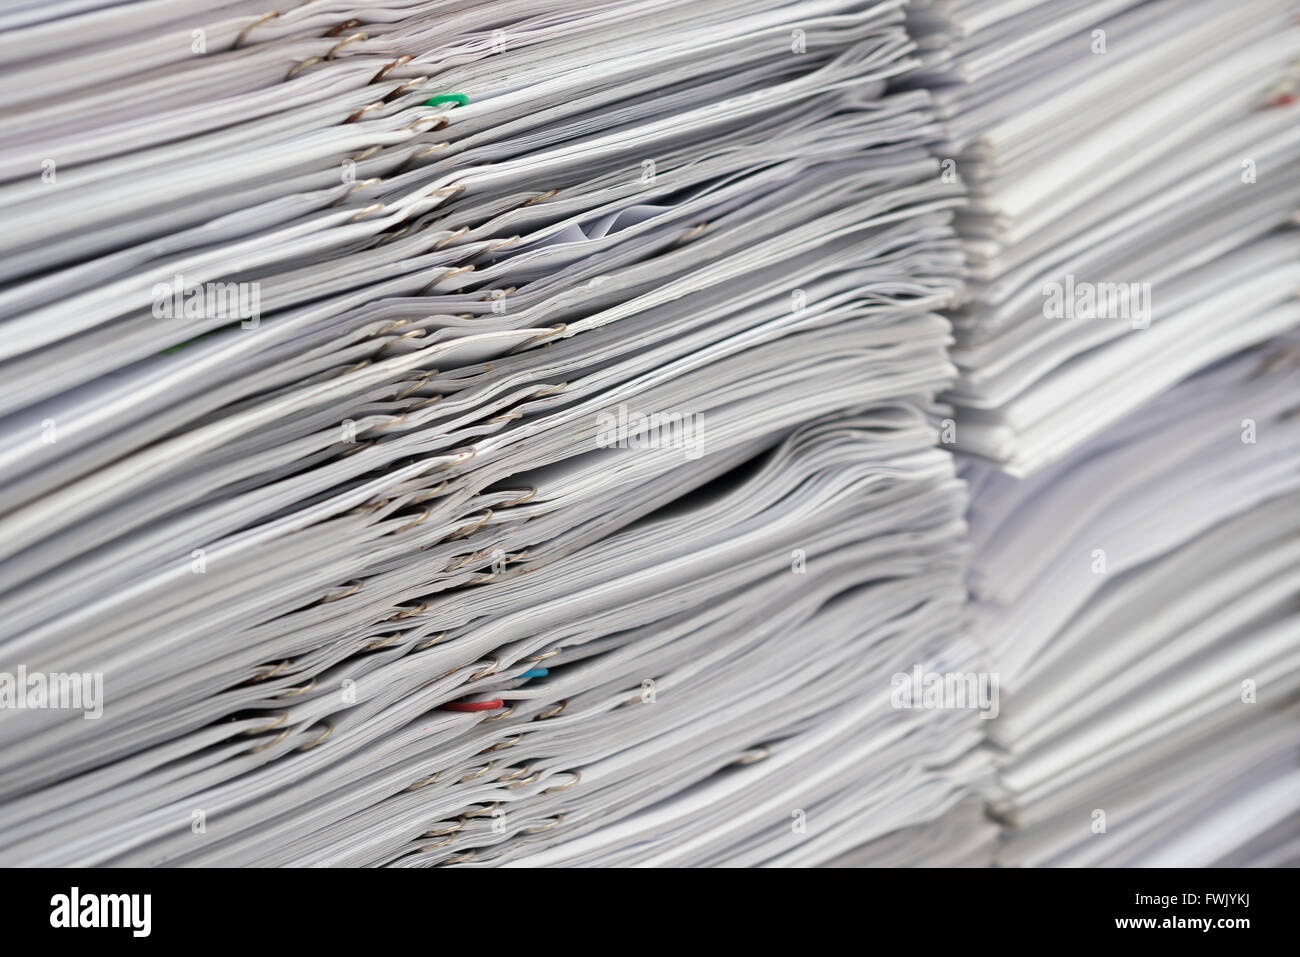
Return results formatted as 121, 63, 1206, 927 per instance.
0, 0, 990, 866
967, 343, 1300, 865
911, 0, 1300, 866
2, 0, 1295, 870
907, 0, 1300, 475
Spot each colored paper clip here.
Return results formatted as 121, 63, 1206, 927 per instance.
438, 698, 504, 713
517, 667, 549, 679
425, 93, 469, 108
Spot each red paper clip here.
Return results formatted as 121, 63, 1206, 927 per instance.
438, 698, 504, 713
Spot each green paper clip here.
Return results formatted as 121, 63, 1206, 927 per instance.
425, 93, 468, 108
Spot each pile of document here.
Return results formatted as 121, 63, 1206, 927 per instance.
906, 0, 1300, 475
967, 345, 1300, 866
0, 0, 1296, 868
909, 0, 1300, 866
0, 0, 988, 866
